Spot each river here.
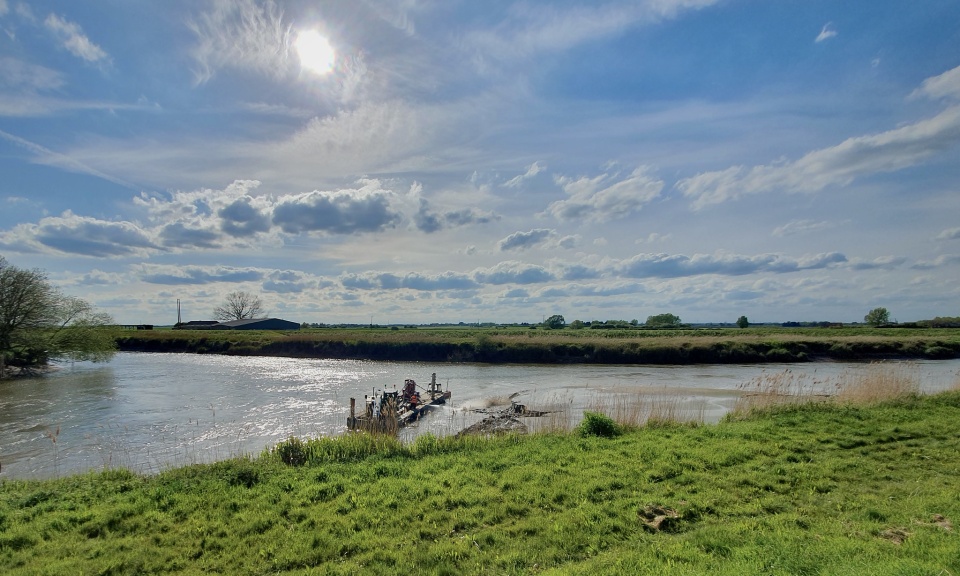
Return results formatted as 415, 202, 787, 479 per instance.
2, 353, 958, 480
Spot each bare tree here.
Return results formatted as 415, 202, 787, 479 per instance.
213, 291, 266, 322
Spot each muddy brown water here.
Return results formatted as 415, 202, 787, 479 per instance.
2, 352, 958, 479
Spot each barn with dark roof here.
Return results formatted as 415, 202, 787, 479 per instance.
215, 318, 300, 330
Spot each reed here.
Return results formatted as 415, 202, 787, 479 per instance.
835, 362, 919, 404
587, 388, 705, 428
731, 362, 923, 417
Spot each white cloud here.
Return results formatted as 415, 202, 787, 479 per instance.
473, 261, 555, 285
0, 0, 8, 16
466, 0, 720, 65
772, 219, 844, 237
498, 228, 555, 251
912, 254, 960, 270
936, 227, 960, 241
911, 64, 960, 101
678, 104, 960, 209
547, 166, 663, 222
140, 264, 264, 285
815, 22, 837, 43
44, 13, 110, 63
0, 56, 63, 92
0, 129, 137, 187
615, 251, 848, 279
0, 211, 157, 257
503, 161, 545, 188
272, 180, 402, 235
188, 0, 293, 84
847, 256, 907, 271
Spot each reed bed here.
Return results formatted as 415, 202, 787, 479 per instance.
730, 361, 923, 417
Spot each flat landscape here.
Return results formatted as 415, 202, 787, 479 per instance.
115, 326, 960, 364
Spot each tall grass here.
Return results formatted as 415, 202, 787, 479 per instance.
731, 362, 921, 417
586, 388, 706, 428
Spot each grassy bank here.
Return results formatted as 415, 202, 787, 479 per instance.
115, 326, 960, 364
3, 385, 959, 574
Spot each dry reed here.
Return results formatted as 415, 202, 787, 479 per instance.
587, 389, 705, 428
731, 362, 921, 417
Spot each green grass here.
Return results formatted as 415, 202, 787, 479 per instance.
3, 391, 960, 574
115, 326, 960, 363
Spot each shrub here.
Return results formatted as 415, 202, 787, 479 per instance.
577, 411, 621, 438
275, 437, 309, 466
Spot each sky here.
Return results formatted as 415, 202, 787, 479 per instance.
1, 0, 959, 326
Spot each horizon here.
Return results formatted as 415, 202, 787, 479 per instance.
2, 1, 959, 326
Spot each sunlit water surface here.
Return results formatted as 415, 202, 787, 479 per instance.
2, 353, 958, 479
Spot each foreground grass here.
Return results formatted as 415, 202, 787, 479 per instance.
3, 391, 960, 574
115, 326, 960, 363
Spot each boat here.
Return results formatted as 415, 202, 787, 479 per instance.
346, 373, 451, 432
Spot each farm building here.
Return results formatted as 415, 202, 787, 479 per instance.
215, 318, 300, 330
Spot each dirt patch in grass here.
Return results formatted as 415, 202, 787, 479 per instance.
639, 504, 681, 532
878, 527, 910, 545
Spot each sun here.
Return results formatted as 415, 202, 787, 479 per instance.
296, 30, 335, 75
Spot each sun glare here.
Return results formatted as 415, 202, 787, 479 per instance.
296, 29, 335, 75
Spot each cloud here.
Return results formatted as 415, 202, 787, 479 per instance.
340, 271, 479, 291
615, 251, 847, 279
911, 254, 960, 270
474, 261, 555, 285
677, 103, 960, 209
466, 0, 721, 65
262, 270, 318, 294
0, 56, 64, 92
0, 129, 138, 188
44, 13, 110, 63
414, 199, 497, 233
272, 181, 402, 235
498, 228, 555, 251
188, 0, 293, 84
847, 256, 907, 271
546, 166, 663, 223
557, 235, 580, 249
559, 262, 602, 281
936, 227, 960, 241
159, 222, 222, 249
815, 22, 837, 43
4, 212, 158, 257
219, 197, 272, 237
772, 219, 844, 237
140, 265, 264, 285
910, 64, 960, 101
503, 161, 545, 187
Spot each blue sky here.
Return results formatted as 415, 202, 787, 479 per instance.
2, 0, 959, 326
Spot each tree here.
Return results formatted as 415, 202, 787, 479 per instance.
1, 256, 115, 378
737, 315, 749, 329
864, 307, 890, 327
543, 314, 566, 329
213, 291, 266, 322
645, 313, 681, 328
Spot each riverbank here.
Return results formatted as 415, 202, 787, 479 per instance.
115, 326, 960, 364
2, 390, 958, 574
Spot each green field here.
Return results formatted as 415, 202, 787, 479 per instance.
3, 383, 959, 575
115, 325, 960, 364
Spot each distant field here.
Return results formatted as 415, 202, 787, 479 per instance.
115, 326, 960, 364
